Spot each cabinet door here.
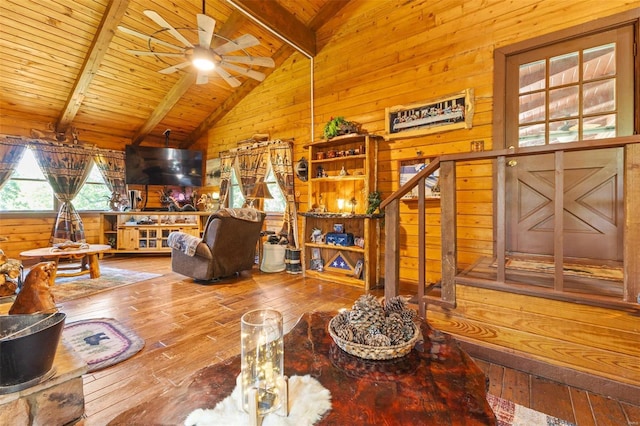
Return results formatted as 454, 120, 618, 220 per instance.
119, 227, 139, 250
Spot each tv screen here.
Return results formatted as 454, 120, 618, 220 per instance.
125, 145, 203, 187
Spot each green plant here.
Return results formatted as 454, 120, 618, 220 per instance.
323, 116, 348, 139
366, 191, 382, 214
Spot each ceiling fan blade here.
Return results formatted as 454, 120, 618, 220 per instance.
197, 14, 216, 49
118, 26, 183, 52
214, 66, 241, 88
126, 50, 184, 58
144, 10, 194, 48
220, 62, 266, 81
220, 55, 275, 68
196, 72, 209, 85
158, 62, 192, 74
214, 34, 260, 55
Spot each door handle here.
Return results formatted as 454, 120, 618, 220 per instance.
507, 160, 518, 167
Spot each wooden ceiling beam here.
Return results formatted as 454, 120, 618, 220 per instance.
227, 0, 316, 57
131, 72, 196, 146
57, 0, 130, 133
309, 0, 351, 31
131, 11, 248, 146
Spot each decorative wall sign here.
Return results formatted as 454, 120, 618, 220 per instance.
385, 88, 474, 139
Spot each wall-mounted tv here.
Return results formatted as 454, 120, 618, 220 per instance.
125, 145, 203, 187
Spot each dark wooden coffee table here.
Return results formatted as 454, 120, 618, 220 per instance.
110, 311, 496, 425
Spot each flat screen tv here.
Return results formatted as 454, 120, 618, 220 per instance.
125, 145, 203, 187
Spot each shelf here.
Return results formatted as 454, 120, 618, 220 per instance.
310, 175, 366, 182
305, 242, 364, 254
304, 269, 364, 287
310, 154, 366, 164
300, 212, 384, 219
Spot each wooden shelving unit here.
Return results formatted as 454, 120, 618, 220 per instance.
300, 134, 383, 290
100, 212, 211, 254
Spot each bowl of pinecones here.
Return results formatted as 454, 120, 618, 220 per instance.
328, 294, 420, 360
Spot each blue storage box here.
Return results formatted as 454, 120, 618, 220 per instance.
325, 232, 354, 246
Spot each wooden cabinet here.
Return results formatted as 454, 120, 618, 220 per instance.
100, 212, 210, 253
300, 134, 383, 289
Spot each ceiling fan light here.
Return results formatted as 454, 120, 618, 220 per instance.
193, 58, 215, 71
191, 47, 215, 71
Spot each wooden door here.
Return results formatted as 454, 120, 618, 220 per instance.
506, 148, 623, 261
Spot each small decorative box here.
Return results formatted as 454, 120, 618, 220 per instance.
325, 232, 354, 246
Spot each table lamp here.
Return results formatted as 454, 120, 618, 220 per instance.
248, 182, 273, 209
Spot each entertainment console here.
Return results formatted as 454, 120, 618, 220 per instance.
100, 212, 211, 254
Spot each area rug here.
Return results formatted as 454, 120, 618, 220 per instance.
185, 374, 331, 426
502, 259, 622, 281
63, 317, 144, 372
487, 394, 576, 426
51, 266, 161, 302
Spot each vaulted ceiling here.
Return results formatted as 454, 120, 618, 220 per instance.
0, 0, 349, 148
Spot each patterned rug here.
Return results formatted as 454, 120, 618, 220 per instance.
63, 317, 144, 372
50, 266, 161, 302
488, 394, 576, 425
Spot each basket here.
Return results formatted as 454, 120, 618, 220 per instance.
328, 316, 421, 360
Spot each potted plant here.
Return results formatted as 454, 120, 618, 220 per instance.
323, 116, 360, 139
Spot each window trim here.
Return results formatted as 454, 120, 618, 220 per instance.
493, 9, 640, 149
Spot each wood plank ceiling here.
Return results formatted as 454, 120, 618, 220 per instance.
0, 0, 348, 149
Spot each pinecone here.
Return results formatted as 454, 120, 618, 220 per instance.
350, 294, 385, 329
382, 313, 406, 345
333, 310, 350, 327
365, 333, 391, 347
401, 309, 417, 324
335, 324, 355, 342
384, 296, 407, 315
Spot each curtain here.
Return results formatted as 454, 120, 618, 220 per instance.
93, 149, 127, 210
30, 142, 93, 244
218, 152, 235, 207
0, 137, 27, 191
236, 146, 270, 205
269, 142, 299, 248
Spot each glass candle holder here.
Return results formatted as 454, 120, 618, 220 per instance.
241, 309, 284, 415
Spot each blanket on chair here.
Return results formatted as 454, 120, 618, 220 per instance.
167, 232, 202, 257
215, 208, 262, 222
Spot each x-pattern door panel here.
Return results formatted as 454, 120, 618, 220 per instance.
506, 148, 623, 260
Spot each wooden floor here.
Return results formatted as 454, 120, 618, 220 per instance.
43, 256, 639, 425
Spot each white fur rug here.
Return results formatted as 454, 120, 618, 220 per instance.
184, 375, 331, 426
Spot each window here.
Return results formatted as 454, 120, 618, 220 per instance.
505, 26, 634, 147
0, 148, 111, 211
228, 164, 286, 212
73, 163, 111, 211
0, 149, 54, 211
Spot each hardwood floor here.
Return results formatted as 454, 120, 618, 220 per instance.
45, 256, 640, 425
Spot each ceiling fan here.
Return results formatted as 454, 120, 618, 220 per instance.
117, 5, 275, 87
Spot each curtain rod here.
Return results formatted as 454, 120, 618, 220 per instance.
223, 138, 294, 154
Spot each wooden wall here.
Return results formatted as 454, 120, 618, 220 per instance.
202, 0, 640, 393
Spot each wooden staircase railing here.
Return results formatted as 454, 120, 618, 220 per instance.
380, 136, 640, 318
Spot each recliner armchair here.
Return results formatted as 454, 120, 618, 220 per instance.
169, 208, 266, 281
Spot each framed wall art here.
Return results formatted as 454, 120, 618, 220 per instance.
399, 157, 440, 199
385, 88, 474, 139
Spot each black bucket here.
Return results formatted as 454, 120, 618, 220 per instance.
0, 313, 66, 388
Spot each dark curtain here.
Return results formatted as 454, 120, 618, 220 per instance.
30, 143, 93, 244
0, 137, 27, 191
269, 142, 298, 248
93, 149, 127, 210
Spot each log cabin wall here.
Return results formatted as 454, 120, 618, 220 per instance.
203, 0, 640, 395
